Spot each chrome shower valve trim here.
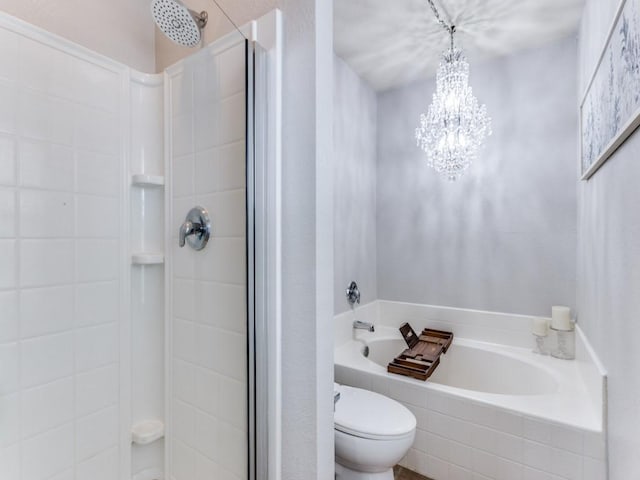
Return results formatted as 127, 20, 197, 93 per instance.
179, 206, 211, 251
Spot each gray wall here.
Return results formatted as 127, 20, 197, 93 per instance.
376, 37, 578, 316
333, 55, 378, 314
577, 1, 640, 478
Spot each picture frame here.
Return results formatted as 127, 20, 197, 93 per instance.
580, 0, 640, 180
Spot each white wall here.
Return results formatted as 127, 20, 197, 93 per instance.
375, 37, 578, 317
166, 34, 249, 480
278, 0, 334, 479
333, 55, 377, 314
577, 1, 640, 478
0, 18, 127, 480
0, 0, 156, 72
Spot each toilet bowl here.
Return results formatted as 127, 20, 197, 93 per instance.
334, 383, 416, 480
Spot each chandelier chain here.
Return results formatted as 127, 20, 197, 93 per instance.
426, 0, 455, 50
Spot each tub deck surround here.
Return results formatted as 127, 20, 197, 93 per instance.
334, 301, 607, 480
337, 328, 598, 431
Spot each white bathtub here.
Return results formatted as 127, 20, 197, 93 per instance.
337, 326, 599, 430
366, 337, 559, 396
334, 306, 607, 480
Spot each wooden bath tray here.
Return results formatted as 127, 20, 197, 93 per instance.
387, 324, 453, 381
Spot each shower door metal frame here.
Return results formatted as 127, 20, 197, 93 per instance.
246, 38, 257, 480
247, 37, 273, 480
247, 11, 283, 480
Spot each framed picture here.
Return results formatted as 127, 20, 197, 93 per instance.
580, 0, 640, 180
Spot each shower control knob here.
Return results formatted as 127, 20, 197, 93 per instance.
179, 206, 211, 251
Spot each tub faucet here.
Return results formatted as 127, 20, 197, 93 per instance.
353, 320, 375, 332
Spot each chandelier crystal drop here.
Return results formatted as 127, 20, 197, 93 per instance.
415, 13, 491, 181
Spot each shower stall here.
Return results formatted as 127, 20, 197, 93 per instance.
0, 4, 279, 480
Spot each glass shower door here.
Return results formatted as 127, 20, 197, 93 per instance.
166, 29, 251, 480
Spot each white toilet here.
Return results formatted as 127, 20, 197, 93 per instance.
334, 383, 416, 480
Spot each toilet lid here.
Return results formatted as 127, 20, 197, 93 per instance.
334, 384, 416, 440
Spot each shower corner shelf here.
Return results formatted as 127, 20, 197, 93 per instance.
131, 174, 165, 187
131, 253, 164, 265
131, 420, 165, 445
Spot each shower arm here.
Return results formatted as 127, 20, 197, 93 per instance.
189, 9, 208, 29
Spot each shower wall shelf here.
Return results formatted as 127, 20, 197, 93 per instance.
131, 253, 165, 265
129, 72, 165, 480
131, 420, 165, 445
131, 174, 165, 186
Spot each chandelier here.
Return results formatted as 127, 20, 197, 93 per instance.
415, 0, 491, 181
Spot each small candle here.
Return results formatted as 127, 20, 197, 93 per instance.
551, 306, 572, 331
532, 317, 549, 336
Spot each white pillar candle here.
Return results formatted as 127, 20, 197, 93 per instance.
532, 317, 549, 336
551, 306, 572, 331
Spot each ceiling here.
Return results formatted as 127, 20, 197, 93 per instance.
334, 0, 585, 92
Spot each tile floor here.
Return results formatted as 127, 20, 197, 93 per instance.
393, 465, 432, 480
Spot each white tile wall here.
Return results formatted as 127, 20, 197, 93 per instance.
0, 135, 17, 186
19, 141, 74, 191
22, 424, 75, 480
20, 286, 74, 337
75, 448, 119, 480
0, 24, 125, 480
167, 38, 248, 480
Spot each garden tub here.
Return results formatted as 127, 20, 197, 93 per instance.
335, 324, 606, 480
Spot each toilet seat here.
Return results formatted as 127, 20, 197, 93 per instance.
334, 384, 416, 441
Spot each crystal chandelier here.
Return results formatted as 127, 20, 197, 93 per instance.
415, 1, 491, 181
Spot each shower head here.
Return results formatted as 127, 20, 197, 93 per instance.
151, 0, 208, 47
